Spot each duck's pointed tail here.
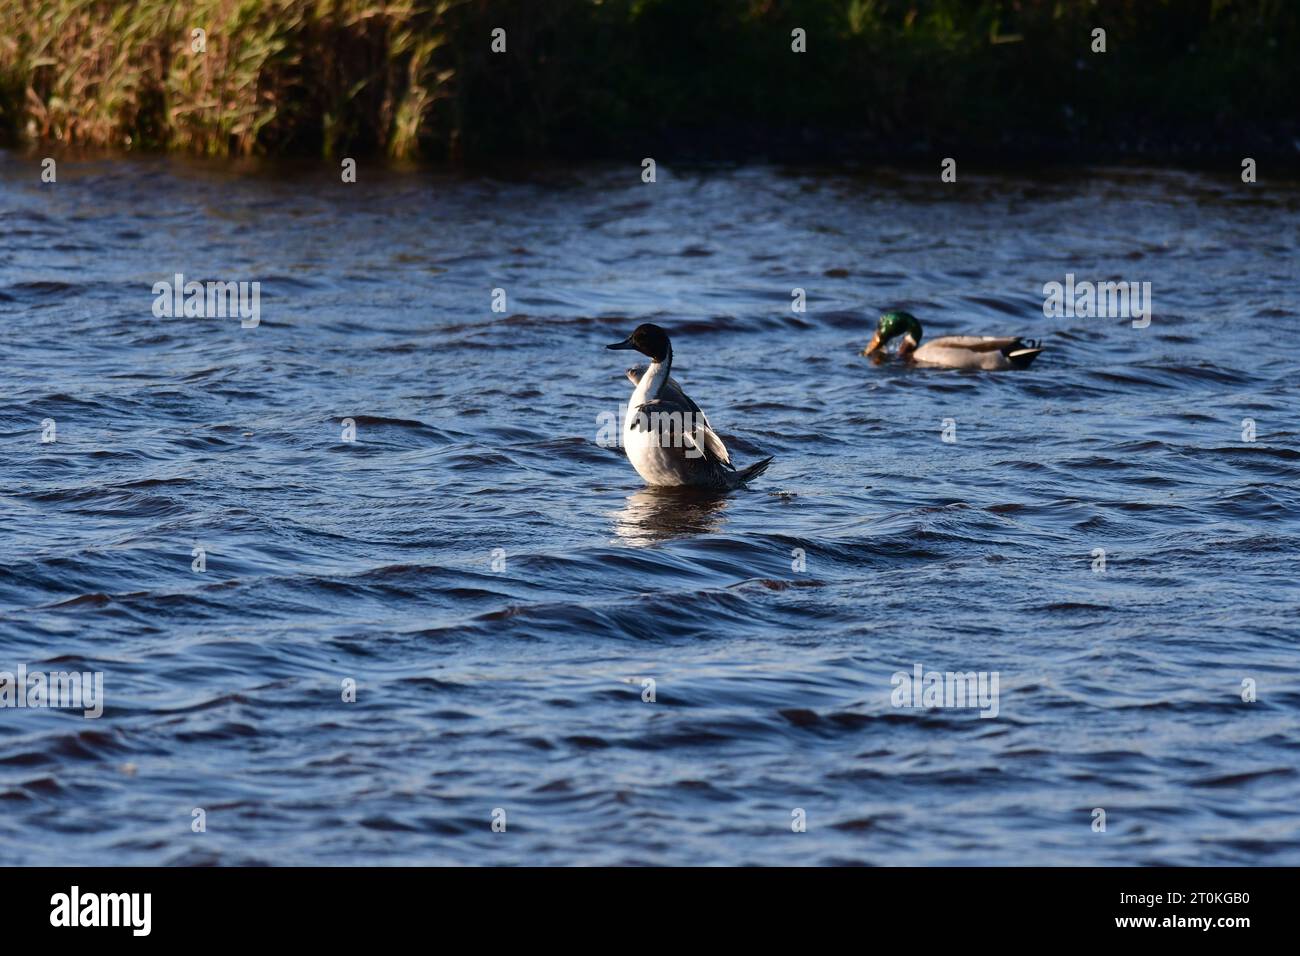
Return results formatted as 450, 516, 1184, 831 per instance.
728, 456, 773, 488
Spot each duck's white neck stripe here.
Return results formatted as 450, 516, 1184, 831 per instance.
633, 346, 671, 403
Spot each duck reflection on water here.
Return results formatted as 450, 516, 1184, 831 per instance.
610, 486, 731, 545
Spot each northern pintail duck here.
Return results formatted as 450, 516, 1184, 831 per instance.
607, 323, 772, 489
864, 310, 1044, 370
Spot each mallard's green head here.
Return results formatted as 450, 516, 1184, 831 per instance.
864, 311, 923, 356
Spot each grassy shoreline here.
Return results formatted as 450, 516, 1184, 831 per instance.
2, 1, 1297, 167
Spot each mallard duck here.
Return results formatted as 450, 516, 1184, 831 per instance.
863, 310, 1044, 370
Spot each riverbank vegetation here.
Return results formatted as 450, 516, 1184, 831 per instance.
1, 1, 1296, 165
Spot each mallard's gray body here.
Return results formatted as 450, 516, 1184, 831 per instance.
911, 335, 1043, 370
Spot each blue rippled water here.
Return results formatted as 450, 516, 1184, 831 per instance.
1, 153, 1297, 864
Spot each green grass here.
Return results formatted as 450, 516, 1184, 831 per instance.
0, 0, 455, 157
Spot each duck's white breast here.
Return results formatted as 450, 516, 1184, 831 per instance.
623, 422, 689, 485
